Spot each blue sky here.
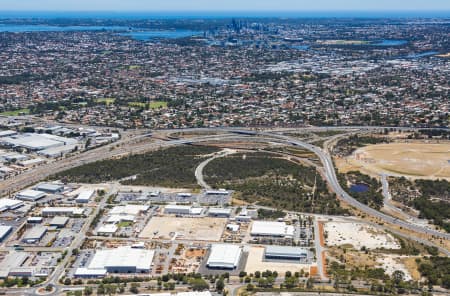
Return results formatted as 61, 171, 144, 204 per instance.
1, 0, 449, 11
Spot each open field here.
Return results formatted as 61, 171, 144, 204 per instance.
0, 108, 30, 116
95, 98, 116, 105
324, 220, 400, 250
244, 246, 312, 274
339, 142, 450, 179
139, 216, 226, 241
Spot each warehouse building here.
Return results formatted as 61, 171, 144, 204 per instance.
164, 205, 203, 216
97, 224, 118, 235
75, 190, 95, 203
250, 221, 294, 238
208, 208, 232, 218
81, 246, 155, 274
0, 198, 24, 212
206, 244, 242, 269
16, 189, 46, 202
34, 183, 64, 194
264, 245, 308, 261
49, 217, 69, 228
0, 252, 29, 278
109, 205, 149, 216
41, 207, 84, 217
0, 226, 12, 242
22, 226, 47, 243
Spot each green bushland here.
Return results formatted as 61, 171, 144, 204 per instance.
55, 145, 219, 188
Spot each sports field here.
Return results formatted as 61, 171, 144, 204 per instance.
340, 143, 450, 179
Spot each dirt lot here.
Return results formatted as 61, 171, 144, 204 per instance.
139, 216, 226, 241
337, 142, 450, 180
244, 246, 312, 275
324, 220, 400, 250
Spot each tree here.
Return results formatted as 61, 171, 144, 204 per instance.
64, 278, 71, 285
189, 278, 209, 291
129, 283, 140, 294
84, 286, 93, 296
393, 270, 405, 285
216, 279, 225, 292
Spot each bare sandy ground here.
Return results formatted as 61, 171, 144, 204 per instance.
139, 216, 226, 241
324, 221, 400, 250
377, 255, 412, 281
244, 246, 312, 274
339, 143, 450, 180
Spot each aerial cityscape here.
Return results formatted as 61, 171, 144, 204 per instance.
0, 1, 448, 296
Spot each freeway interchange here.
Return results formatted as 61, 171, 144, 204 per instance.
1, 126, 449, 295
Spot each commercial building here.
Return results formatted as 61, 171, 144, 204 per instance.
34, 183, 64, 194
264, 245, 308, 260
75, 190, 95, 203
0, 252, 29, 278
74, 268, 107, 278
0, 198, 24, 212
0, 226, 12, 242
205, 190, 229, 195
49, 217, 69, 228
41, 207, 84, 217
208, 208, 232, 218
27, 217, 43, 224
250, 221, 295, 238
81, 246, 155, 274
22, 226, 47, 243
206, 244, 242, 269
16, 189, 46, 202
109, 205, 149, 216
97, 224, 118, 235
164, 205, 203, 215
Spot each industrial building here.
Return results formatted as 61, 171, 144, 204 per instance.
34, 183, 64, 194
250, 221, 295, 238
16, 189, 46, 202
27, 217, 43, 224
97, 224, 118, 235
0, 133, 77, 152
205, 190, 229, 195
77, 246, 155, 275
0, 198, 24, 212
75, 190, 95, 203
22, 226, 47, 243
49, 217, 69, 228
264, 245, 308, 261
164, 205, 203, 215
206, 244, 242, 269
0, 252, 29, 278
0, 226, 12, 242
41, 207, 84, 217
208, 208, 232, 218
109, 205, 149, 216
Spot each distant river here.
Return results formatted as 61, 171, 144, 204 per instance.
0, 24, 201, 40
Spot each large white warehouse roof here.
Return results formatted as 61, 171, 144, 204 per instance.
88, 246, 155, 272
206, 244, 242, 269
251, 221, 294, 238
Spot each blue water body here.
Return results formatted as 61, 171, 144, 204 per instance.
405, 51, 438, 58
0, 24, 129, 32
291, 45, 310, 50
349, 184, 369, 193
0, 11, 450, 19
118, 30, 201, 40
373, 39, 408, 46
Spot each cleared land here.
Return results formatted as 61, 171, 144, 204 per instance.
244, 246, 312, 274
341, 143, 450, 179
324, 220, 400, 250
139, 217, 226, 241
376, 255, 412, 281
0, 108, 30, 116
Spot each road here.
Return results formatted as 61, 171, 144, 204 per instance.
2, 126, 450, 295
194, 149, 236, 190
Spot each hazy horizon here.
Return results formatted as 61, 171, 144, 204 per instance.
0, 0, 449, 12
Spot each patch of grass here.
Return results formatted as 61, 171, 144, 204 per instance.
117, 221, 133, 228
0, 108, 30, 116
128, 65, 141, 70
95, 98, 116, 106
150, 101, 168, 109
